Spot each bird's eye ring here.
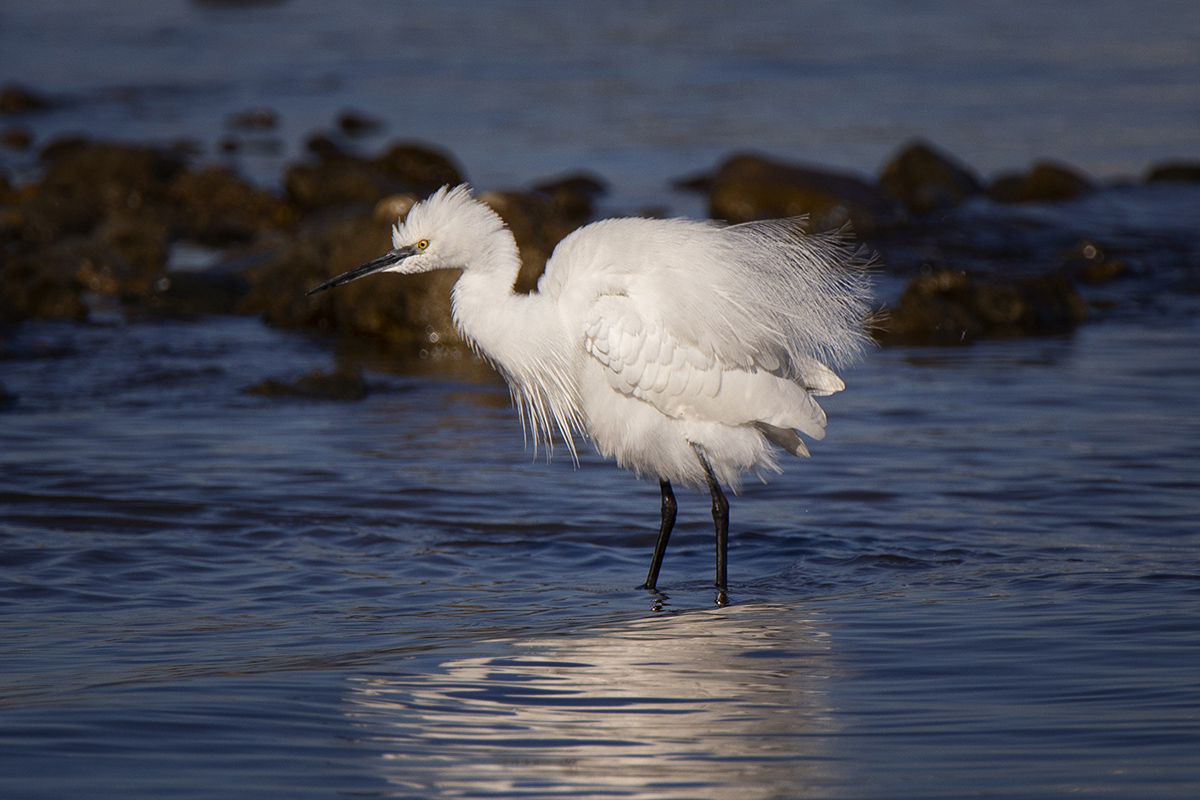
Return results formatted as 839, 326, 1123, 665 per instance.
415, 239, 429, 251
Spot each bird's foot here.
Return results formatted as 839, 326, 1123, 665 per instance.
715, 588, 730, 607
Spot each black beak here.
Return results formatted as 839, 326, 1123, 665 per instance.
306, 244, 418, 296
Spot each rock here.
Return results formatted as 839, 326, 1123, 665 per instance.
1, 126, 32, 150
238, 182, 583, 351
875, 268, 1088, 345
243, 367, 369, 401
0, 138, 194, 320
284, 139, 463, 212
1145, 161, 1200, 183
92, 213, 170, 291
238, 208, 459, 350
532, 172, 608, 226
337, 110, 384, 137
4, 180, 102, 245
372, 141, 464, 195
284, 158, 403, 211
33, 138, 186, 238
989, 161, 1094, 203
0, 84, 52, 115
1, 211, 170, 316
168, 165, 295, 245
0, 245, 89, 321
879, 140, 984, 215
697, 153, 903, 234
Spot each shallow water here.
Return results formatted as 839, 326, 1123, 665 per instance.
3, 308, 1199, 798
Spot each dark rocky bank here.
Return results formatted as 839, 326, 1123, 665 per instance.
4, 99, 1200, 375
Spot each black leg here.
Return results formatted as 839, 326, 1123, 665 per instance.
642, 479, 677, 591
694, 448, 730, 605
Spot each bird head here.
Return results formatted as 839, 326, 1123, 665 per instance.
306, 184, 507, 296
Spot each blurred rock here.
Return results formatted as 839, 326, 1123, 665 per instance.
532, 172, 608, 226
875, 268, 1088, 345
989, 161, 1094, 203
284, 158, 397, 211
92, 213, 170, 291
693, 153, 903, 234
237, 183, 583, 350
0, 381, 15, 409
24, 137, 186, 243
1, 126, 32, 150
243, 367, 369, 401
373, 141, 464, 195
337, 110, 384, 137
1, 244, 90, 321
0, 84, 52, 115
1144, 161, 1200, 184
879, 140, 984, 215
284, 140, 463, 212
168, 165, 296, 245
4, 179, 101, 245
238, 208, 459, 350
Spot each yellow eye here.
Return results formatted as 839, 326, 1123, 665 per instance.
415, 239, 429, 251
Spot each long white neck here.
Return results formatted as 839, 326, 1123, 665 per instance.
449, 236, 581, 454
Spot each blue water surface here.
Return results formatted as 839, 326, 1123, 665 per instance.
2, 308, 1198, 798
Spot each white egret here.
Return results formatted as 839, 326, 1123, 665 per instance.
308, 185, 872, 604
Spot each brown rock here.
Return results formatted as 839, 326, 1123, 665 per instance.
168, 165, 295, 244
238, 209, 459, 350
1, 244, 89, 321
238, 183, 583, 351
283, 158, 404, 212
876, 268, 1088, 345
1145, 161, 1200, 183
337, 110, 384, 137
0, 84, 51, 115
532, 172, 608, 226
702, 153, 903, 234
989, 161, 1094, 203
6, 181, 102, 244
372, 141, 464, 194
879, 140, 983, 215
1, 126, 32, 150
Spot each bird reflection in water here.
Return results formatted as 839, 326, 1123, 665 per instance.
347, 604, 839, 799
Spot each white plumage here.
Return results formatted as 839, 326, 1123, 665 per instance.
308, 184, 872, 603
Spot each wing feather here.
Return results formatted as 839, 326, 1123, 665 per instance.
545, 213, 871, 453
582, 293, 836, 449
